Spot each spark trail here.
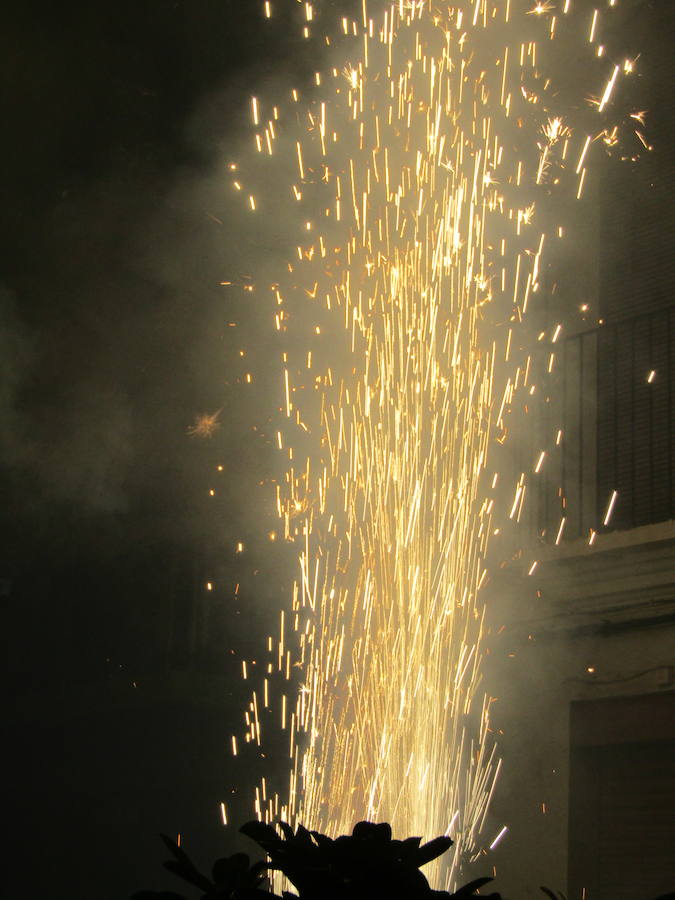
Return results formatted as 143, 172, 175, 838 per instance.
231, 0, 640, 887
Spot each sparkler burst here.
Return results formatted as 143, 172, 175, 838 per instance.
230, 0, 640, 888
188, 410, 222, 438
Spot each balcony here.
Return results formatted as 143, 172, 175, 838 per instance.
537, 305, 674, 542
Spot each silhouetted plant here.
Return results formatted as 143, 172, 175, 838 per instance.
131, 832, 270, 900
132, 820, 502, 900
539, 888, 565, 900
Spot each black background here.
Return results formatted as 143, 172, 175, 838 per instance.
2, 2, 319, 896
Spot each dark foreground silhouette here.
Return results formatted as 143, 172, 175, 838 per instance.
132, 819, 675, 900
131, 819, 501, 899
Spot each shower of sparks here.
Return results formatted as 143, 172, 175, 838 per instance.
188, 409, 222, 438
228, 0, 640, 889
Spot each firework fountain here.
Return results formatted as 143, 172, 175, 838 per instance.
229, 0, 640, 888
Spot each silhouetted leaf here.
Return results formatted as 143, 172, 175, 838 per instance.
211, 851, 251, 886
309, 830, 334, 847
278, 822, 295, 841
416, 835, 454, 867
294, 824, 315, 845
163, 860, 211, 892
539, 888, 562, 900
398, 835, 423, 861
352, 820, 392, 842
240, 821, 282, 847
401, 836, 422, 849
452, 876, 494, 897
250, 860, 272, 879
159, 835, 212, 892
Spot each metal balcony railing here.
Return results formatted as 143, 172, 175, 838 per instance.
537, 305, 674, 541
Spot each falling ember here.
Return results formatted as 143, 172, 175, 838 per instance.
603, 490, 619, 526
231, 0, 639, 889
488, 825, 509, 850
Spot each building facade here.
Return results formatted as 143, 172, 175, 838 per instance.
482, 2, 675, 896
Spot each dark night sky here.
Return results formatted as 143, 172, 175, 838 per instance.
0, 0, 338, 665
2, 2, 329, 897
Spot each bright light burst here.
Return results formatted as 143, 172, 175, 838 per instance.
231, 0, 639, 888
188, 409, 222, 438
